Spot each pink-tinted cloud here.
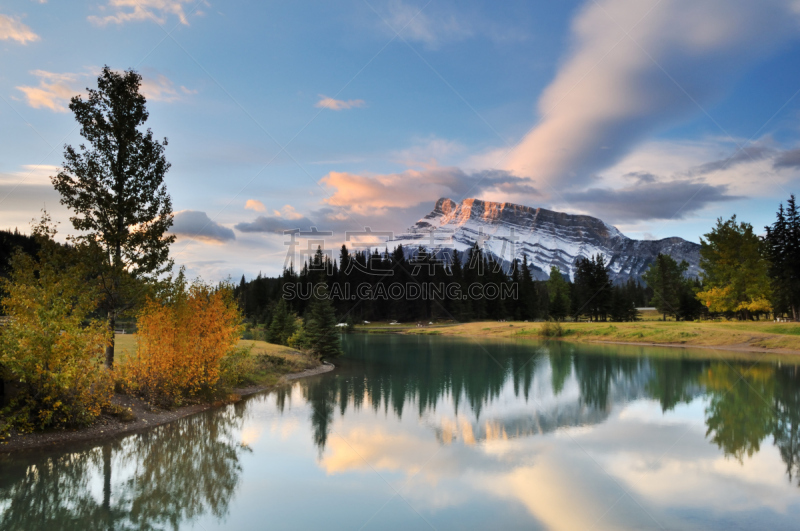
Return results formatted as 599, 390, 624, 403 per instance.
245, 199, 266, 212
16, 70, 80, 112
505, 0, 800, 192
0, 14, 39, 44
319, 167, 537, 215
315, 95, 365, 111
89, 0, 198, 26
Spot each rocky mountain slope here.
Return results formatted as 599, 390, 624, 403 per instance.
386, 198, 701, 282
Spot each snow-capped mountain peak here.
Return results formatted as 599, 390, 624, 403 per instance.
386, 198, 700, 282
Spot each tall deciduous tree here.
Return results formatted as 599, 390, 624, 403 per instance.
52, 66, 174, 368
696, 216, 772, 319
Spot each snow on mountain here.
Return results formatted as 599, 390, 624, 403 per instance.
386, 198, 701, 282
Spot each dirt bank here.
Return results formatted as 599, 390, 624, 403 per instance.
0, 362, 335, 455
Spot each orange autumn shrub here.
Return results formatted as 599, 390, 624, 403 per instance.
122, 278, 243, 407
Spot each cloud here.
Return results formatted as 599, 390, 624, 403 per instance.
244, 199, 266, 212
774, 148, 800, 169
16, 70, 80, 112
88, 0, 199, 26
690, 145, 776, 176
16, 69, 193, 112
0, 164, 59, 186
381, 0, 472, 47
170, 210, 235, 243
234, 213, 316, 235
319, 167, 537, 216
505, 0, 800, 192
0, 14, 39, 44
562, 178, 739, 222
315, 95, 365, 111
140, 72, 196, 102
392, 136, 465, 167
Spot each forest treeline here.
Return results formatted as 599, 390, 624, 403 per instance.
236, 244, 656, 329
237, 194, 799, 331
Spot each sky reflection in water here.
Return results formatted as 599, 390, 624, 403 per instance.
2, 334, 800, 530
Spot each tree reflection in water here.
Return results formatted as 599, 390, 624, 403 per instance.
0, 404, 248, 530
298, 336, 800, 487
5, 337, 800, 531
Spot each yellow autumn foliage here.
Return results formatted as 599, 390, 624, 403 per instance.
120, 278, 243, 407
0, 217, 112, 432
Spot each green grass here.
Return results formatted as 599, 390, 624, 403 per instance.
402, 320, 800, 353
114, 335, 319, 388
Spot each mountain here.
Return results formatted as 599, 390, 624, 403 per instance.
386, 198, 701, 282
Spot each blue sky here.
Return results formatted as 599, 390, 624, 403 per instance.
2, 0, 800, 280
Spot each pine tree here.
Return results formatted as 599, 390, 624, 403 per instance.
642, 254, 688, 320
519, 255, 538, 320
573, 255, 611, 321
304, 283, 343, 359
548, 266, 570, 321
766, 195, 800, 320
267, 299, 297, 345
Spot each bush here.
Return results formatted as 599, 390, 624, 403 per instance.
219, 346, 256, 388
540, 320, 564, 338
0, 218, 112, 431
120, 274, 243, 407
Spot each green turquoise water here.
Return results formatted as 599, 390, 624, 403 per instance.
2, 334, 800, 530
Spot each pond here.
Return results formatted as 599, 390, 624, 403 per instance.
2, 334, 800, 530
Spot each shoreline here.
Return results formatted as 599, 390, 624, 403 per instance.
586, 340, 800, 356
398, 320, 800, 357
0, 362, 335, 455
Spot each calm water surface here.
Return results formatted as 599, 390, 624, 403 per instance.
3, 334, 800, 530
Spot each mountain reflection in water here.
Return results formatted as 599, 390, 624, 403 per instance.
2, 334, 800, 530
293, 335, 800, 483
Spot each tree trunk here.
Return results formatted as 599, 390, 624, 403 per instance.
105, 314, 115, 368
103, 444, 113, 531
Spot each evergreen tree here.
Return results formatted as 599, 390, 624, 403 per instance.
267, 298, 297, 345
548, 266, 570, 321
573, 255, 612, 321
766, 195, 800, 320
642, 254, 688, 320
609, 285, 640, 322
304, 283, 343, 359
519, 255, 538, 320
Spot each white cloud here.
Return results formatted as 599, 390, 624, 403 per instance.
88, 0, 200, 26
505, 0, 800, 193
0, 164, 59, 186
314, 95, 365, 111
16, 69, 194, 112
392, 136, 465, 167
16, 70, 81, 112
140, 71, 196, 102
0, 14, 39, 44
381, 0, 471, 47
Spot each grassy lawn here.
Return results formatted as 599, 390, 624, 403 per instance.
400, 320, 800, 353
113, 334, 319, 386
